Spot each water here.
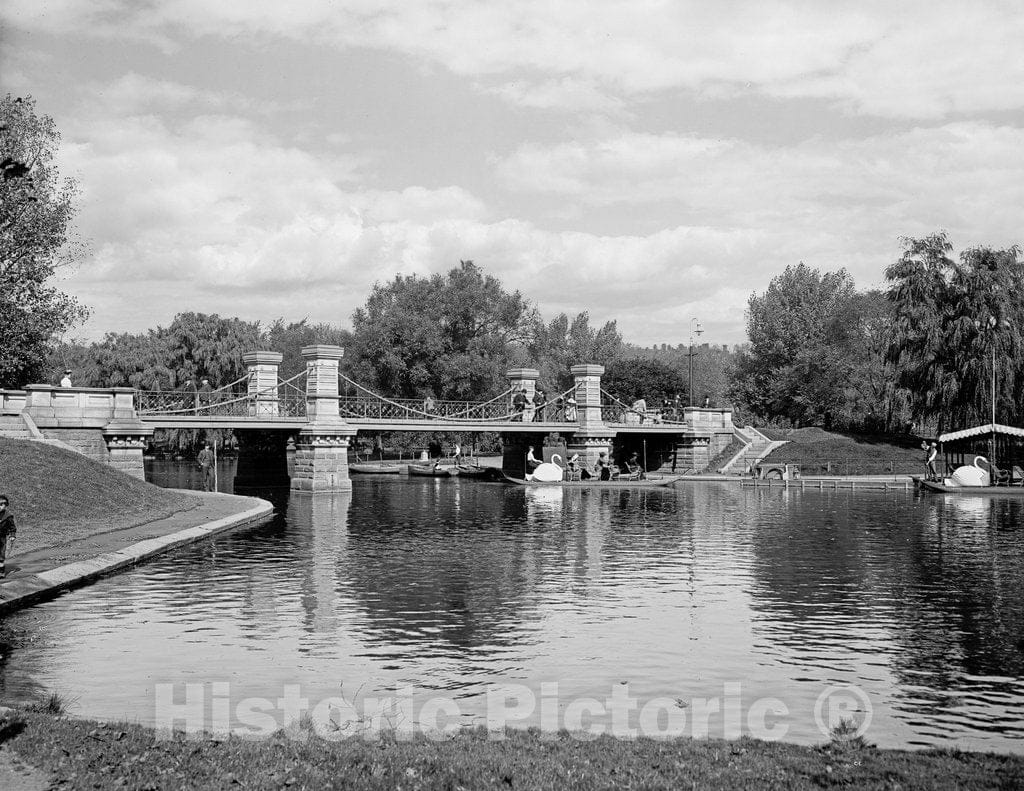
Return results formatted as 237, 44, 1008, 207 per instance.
1, 463, 1023, 752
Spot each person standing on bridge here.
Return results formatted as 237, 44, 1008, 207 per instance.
512, 388, 528, 421
60, 369, 73, 387
532, 388, 547, 422
197, 442, 216, 491
198, 377, 214, 411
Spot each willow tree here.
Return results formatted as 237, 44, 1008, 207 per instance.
0, 95, 89, 386
886, 232, 1024, 431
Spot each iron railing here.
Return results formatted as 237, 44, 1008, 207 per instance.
137, 389, 307, 418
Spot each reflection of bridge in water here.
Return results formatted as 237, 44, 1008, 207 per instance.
1, 344, 736, 492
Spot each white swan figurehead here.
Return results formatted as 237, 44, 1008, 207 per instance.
949, 455, 991, 487
531, 453, 565, 482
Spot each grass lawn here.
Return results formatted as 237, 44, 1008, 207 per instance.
759, 428, 925, 476
1, 708, 1022, 790
0, 438, 198, 553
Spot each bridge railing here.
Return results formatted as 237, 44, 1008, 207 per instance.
338, 395, 513, 422
137, 389, 307, 418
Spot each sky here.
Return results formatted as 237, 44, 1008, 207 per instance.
2, 1, 1023, 347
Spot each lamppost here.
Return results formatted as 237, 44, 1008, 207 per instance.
687, 317, 703, 408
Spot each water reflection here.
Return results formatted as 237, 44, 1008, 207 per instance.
0, 466, 1022, 752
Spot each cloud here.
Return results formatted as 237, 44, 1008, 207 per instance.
6, 1, 1024, 118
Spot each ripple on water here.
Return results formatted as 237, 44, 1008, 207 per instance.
0, 475, 1022, 752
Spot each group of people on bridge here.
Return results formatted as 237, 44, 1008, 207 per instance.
512, 389, 577, 422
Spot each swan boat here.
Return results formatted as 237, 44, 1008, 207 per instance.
503, 474, 682, 488
917, 453, 1024, 496
508, 452, 681, 487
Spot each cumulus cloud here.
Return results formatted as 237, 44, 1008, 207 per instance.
6, 1, 1024, 118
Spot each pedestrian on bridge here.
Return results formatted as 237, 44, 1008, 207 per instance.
512, 388, 528, 421
197, 442, 216, 492
198, 377, 214, 410
532, 388, 547, 422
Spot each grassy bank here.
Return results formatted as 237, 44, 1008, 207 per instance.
760, 428, 924, 475
1, 709, 1021, 790
0, 438, 197, 553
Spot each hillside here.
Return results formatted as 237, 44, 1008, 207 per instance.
760, 428, 924, 475
0, 438, 198, 553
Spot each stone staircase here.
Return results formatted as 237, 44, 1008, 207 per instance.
719, 426, 789, 474
0, 414, 33, 440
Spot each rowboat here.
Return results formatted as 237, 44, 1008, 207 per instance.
407, 463, 454, 477
349, 462, 403, 474
455, 465, 504, 481
502, 474, 681, 488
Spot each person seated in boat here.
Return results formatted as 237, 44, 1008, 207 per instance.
526, 445, 541, 472
594, 451, 612, 481
621, 452, 644, 479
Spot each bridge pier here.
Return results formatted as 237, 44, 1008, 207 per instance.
291, 344, 356, 492
566, 364, 612, 470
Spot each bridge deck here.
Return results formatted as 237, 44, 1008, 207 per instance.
139, 415, 698, 434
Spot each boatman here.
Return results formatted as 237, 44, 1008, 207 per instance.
925, 441, 939, 481
197, 442, 216, 492
0, 495, 16, 578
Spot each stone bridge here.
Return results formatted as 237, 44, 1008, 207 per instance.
1, 345, 735, 491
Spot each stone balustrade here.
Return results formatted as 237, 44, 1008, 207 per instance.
1, 389, 27, 415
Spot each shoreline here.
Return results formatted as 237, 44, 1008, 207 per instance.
0, 709, 1021, 790
0, 489, 273, 614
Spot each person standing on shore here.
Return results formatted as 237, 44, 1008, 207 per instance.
197, 442, 216, 492
0, 495, 16, 578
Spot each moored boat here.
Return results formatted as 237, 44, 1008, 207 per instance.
455, 465, 504, 481
349, 462, 403, 474
916, 477, 1024, 496
407, 463, 454, 477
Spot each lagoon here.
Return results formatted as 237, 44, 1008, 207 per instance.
1, 463, 1022, 752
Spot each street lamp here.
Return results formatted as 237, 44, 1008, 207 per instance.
688, 317, 703, 408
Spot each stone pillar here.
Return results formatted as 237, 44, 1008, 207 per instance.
243, 351, 282, 417
303, 344, 343, 422
293, 345, 356, 492
292, 431, 356, 492
103, 423, 154, 479
568, 364, 613, 469
506, 367, 539, 421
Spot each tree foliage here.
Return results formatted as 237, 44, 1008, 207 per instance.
603, 358, 687, 404
527, 311, 623, 394
347, 261, 536, 400
886, 232, 1024, 431
731, 263, 864, 427
0, 95, 88, 387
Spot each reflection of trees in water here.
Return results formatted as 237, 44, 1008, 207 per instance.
888, 496, 1024, 683
338, 482, 541, 653
746, 488, 1024, 701
336, 483, 696, 655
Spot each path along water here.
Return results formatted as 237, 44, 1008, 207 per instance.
0, 461, 1022, 752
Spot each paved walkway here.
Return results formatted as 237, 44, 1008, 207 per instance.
0, 491, 273, 613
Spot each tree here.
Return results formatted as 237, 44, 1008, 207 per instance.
730, 263, 858, 426
0, 95, 88, 386
348, 261, 536, 400
528, 311, 623, 394
886, 233, 1024, 431
602, 358, 687, 404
